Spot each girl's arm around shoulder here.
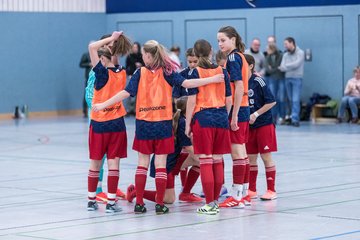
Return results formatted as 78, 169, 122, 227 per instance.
92, 90, 130, 112
167, 69, 224, 88
181, 73, 224, 88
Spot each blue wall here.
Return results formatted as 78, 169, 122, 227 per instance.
0, 12, 106, 113
1, 4, 359, 114
107, 4, 360, 102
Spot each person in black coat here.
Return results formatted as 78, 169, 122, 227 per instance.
125, 42, 144, 76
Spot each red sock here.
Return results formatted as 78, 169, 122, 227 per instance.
199, 157, 214, 204
266, 166, 276, 192
233, 158, 246, 184
88, 170, 99, 201
180, 168, 188, 187
222, 161, 225, 184
155, 168, 167, 205
107, 169, 119, 203
143, 190, 156, 202
182, 166, 200, 194
135, 166, 148, 205
213, 158, 224, 201
166, 172, 175, 189
244, 157, 250, 184
249, 165, 258, 192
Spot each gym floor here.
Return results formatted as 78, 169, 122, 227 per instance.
0, 116, 359, 240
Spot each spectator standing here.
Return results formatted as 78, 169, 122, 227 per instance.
245, 38, 266, 76
279, 37, 304, 127
265, 44, 285, 124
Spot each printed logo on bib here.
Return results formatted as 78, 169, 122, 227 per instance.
139, 106, 166, 112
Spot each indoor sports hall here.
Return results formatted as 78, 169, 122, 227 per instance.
1, 1, 360, 239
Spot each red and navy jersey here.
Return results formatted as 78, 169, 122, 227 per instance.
187, 66, 231, 129
90, 62, 127, 133
248, 74, 276, 129
125, 67, 186, 140
150, 115, 192, 177
226, 49, 250, 122
172, 67, 193, 98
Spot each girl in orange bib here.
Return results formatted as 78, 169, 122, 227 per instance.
87, 31, 132, 213
93, 39, 224, 214
185, 39, 232, 214
217, 26, 251, 208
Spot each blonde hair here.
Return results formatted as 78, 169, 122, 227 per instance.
143, 40, 179, 75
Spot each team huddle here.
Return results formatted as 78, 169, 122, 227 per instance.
86, 26, 278, 215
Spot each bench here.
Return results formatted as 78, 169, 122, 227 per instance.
311, 104, 337, 124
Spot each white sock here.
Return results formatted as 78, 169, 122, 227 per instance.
231, 184, 243, 201
243, 183, 249, 196
107, 193, 116, 205
88, 192, 96, 202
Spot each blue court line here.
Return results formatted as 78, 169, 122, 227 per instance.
310, 230, 360, 240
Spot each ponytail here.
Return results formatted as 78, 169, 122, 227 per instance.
193, 39, 213, 69
218, 26, 246, 53
143, 40, 179, 75
112, 34, 132, 56
172, 109, 182, 141
197, 57, 213, 69
172, 96, 188, 142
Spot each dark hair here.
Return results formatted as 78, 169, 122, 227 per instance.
193, 39, 213, 69
100, 34, 111, 40
244, 54, 255, 73
285, 37, 296, 46
132, 42, 141, 54
173, 96, 187, 141
215, 50, 226, 65
170, 45, 180, 52
186, 48, 195, 57
218, 26, 246, 53
112, 34, 133, 57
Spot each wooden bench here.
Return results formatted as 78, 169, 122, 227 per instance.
311, 104, 337, 124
